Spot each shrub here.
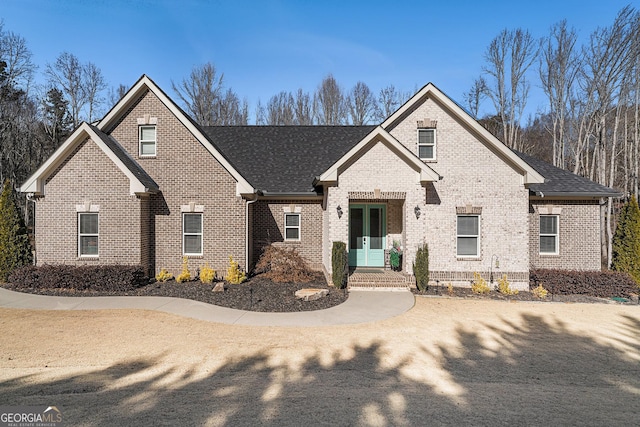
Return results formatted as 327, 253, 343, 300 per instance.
413, 244, 429, 291
531, 284, 548, 299
0, 179, 32, 282
471, 272, 490, 294
331, 241, 348, 289
176, 257, 191, 283
447, 283, 454, 296
8, 264, 148, 292
611, 195, 640, 287
497, 274, 518, 295
199, 263, 216, 284
255, 245, 313, 283
389, 240, 402, 270
155, 268, 173, 282
226, 256, 246, 284
530, 269, 637, 298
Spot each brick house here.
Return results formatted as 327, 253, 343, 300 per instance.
21, 75, 620, 289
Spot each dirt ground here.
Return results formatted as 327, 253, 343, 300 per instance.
1, 297, 638, 426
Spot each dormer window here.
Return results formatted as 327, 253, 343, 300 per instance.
139, 125, 156, 157
418, 128, 436, 161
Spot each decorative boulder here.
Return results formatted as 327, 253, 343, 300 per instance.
212, 283, 225, 292
295, 288, 329, 301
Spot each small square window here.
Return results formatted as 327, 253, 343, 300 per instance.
539, 215, 559, 254
418, 128, 436, 160
284, 213, 300, 241
457, 215, 479, 257
78, 212, 99, 257
139, 125, 156, 156
183, 213, 203, 255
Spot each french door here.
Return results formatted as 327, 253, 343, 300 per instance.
348, 204, 386, 267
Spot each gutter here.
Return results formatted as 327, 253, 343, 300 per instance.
533, 191, 623, 198
245, 191, 259, 272
257, 190, 323, 200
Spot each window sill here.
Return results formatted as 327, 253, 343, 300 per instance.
183, 255, 204, 259
139, 155, 157, 159
456, 256, 481, 261
78, 256, 99, 261
539, 253, 560, 257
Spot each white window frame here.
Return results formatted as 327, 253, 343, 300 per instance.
284, 213, 301, 241
417, 128, 436, 161
78, 212, 99, 257
539, 215, 559, 255
183, 213, 203, 256
139, 125, 157, 157
456, 214, 480, 258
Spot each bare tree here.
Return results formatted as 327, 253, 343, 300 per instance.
346, 81, 376, 125
0, 25, 35, 90
108, 84, 129, 105
266, 91, 295, 125
45, 52, 85, 127
374, 84, 403, 122
293, 89, 313, 125
463, 77, 487, 119
83, 62, 106, 123
172, 62, 224, 126
314, 74, 346, 125
482, 28, 540, 150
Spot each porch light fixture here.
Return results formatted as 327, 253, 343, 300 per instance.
414, 205, 421, 219
337, 205, 343, 219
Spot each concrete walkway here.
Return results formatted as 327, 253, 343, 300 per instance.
0, 287, 415, 327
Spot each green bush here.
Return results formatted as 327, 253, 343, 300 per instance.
0, 180, 32, 282
332, 241, 348, 289
611, 195, 640, 287
414, 243, 429, 291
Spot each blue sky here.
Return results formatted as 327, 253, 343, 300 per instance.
1, 0, 634, 121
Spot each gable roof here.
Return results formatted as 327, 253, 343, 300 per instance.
20, 123, 158, 196
204, 126, 376, 194
317, 126, 441, 184
382, 83, 545, 185
513, 151, 622, 198
98, 75, 254, 196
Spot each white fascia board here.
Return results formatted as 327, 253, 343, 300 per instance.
382, 83, 545, 185
317, 126, 439, 184
97, 75, 255, 195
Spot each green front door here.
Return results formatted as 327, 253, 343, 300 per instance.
349, 204, 386, 267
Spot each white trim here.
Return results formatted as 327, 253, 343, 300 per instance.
76, 203, 100, 212
20, 123, 151, 196
381, 83, 545, 184
456, 214, 480, 258
284, 212, 301, 241
182, 212, 203, 256
539, 214, 560, 255
417, 128, 436, 161
78, 212, 99, 258
139, 124, 157, 157
97, 75, 254, 196
180, 203, 205, 213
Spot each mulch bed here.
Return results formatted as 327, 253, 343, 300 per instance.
3, 272, 349, 313
412, 285, 639, 305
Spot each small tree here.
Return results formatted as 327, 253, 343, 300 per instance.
332, 241, 348, 289
413, 243, 429, 291
612, 195, 640, 286
0, 180, 32, 281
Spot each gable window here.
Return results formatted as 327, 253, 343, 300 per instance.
457, 215, 479, 257
539, 215, 559, 254
78, 212, 99, 257
183, 213, 203, 256
139, 125, 156, 156
418, 128, 436, 160
284, 213, 301, 241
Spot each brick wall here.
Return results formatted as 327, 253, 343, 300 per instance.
35, 138, 143, 266
529, 200, 602, 270
252, 199, 323, 270
106, 89, 246, 277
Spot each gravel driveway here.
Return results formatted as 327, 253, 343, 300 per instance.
1, 297, 638, 426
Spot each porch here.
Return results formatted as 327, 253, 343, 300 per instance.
348, 268, 414, 290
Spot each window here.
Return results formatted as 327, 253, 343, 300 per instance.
539, 215, 559, 254
139, 125, 156, 156
284, 213, 300, 241
78, 213, 99, 257
457, 215, 479, 257
183, 213, 203, 255
418, 128, 436, 160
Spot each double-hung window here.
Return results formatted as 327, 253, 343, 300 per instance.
284, 213, 301, 241
418, 128, 436, 160
539, 215, 559, 254
457, 215, 480, 257
183, 213, 203, 256
139, 125, 156, 156
78, 212, 99, 257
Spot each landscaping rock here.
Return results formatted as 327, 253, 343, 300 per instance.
295, 288, 329, 301
212, 283, 225, 292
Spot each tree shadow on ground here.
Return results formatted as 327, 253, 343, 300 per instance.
1, 313, 638, 426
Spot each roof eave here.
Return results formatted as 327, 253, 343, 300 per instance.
531, 191, 623, 199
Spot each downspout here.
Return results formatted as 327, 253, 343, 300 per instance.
25, 193, 36, 265
245, 191, 259, 272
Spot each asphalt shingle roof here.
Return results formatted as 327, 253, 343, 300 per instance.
203, 126, 376, 193
89, 125, 159, 192
513, 150, 621, 197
